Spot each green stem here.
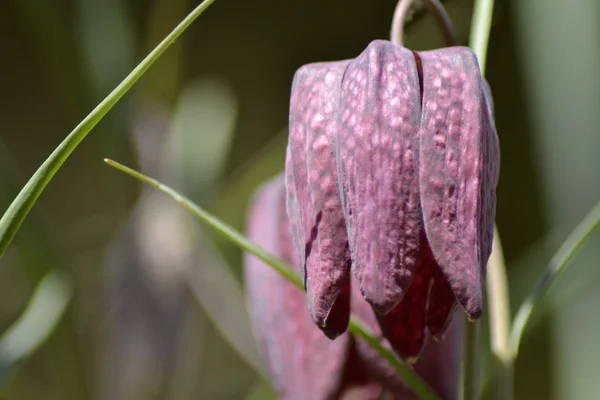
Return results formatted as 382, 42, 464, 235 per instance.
0, 0, 218, 258
511, 200, 600, 357
467, 1, 497, 399
469, 0, 495, 74
486, 227, 513, 400
104, 159, 440, 400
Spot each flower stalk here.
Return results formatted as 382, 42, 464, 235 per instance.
487, 228, 513, 399
391, 0, 458, 47
511, 200, 600, 357
466, 0, 514, 399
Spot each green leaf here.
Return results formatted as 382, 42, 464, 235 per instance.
0, 0, 218, 258
511, 200, 600, 357
103, 158, 440, 400
105, 159, 302, 290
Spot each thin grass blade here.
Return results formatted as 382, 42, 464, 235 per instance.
0, 0, 218, 258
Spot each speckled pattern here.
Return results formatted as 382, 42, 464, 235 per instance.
286, 61, 353, 336
284, 39, 499, 362
418, 47, 499, 320
337, 40, 423, 315
244, 176, 465, 399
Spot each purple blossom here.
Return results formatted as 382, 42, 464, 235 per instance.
244, 175, 463, 399
285, 40, 499, 360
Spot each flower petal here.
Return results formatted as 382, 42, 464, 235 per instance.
286, 61, 353, 335
426, 273, 458, 340
375, 255, 432, 363
337, 40, 423, 314
417, 47, 499, 319
245, 175, 349, 400
417, 234, 459, 340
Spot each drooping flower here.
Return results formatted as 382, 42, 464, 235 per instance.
244, 175, 463, 400
286, 40, 499, 360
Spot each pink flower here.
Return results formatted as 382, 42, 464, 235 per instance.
285, 40, 499, 360
245, 176, 463, 399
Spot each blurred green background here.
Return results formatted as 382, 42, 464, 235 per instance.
0, 0, 599, 399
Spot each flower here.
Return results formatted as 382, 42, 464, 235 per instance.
244, 175, 463, 400
285, 40, 499, 360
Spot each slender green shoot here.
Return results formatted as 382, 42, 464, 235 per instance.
104, 158, 440, 400
105, 159, 301, 289
486, 228, 513, 400
469, 0, 495, 73
0, 0, 218, 258
465, 226, 513, 400
467, 0, 499, 398
511, 200, 600, 357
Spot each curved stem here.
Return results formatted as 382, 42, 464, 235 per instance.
486, 227, 513, 399
390, 0, 413, 45
104, 159, 441, 400
511, 200, 600, 357
391, 0, 458, 47
0, 0, 218, 259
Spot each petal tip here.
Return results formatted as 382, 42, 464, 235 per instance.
361, 291, 401, 317
467, 312, 480, 323
405, 356, 419, 365
431, 333, 444, 342
310, 280, 351, 337
457, 292, 483, 322
321, 326, 344, 340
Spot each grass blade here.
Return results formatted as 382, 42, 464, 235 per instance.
511, 200, 600, 357
104, 158, 440, 400
105, 159, 301, 289
0, 0, 218, 258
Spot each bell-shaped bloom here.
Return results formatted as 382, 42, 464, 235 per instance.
286, 40, 499, 360
244, 175, 463, 400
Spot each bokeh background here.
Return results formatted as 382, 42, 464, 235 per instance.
0, 0, 599, 399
